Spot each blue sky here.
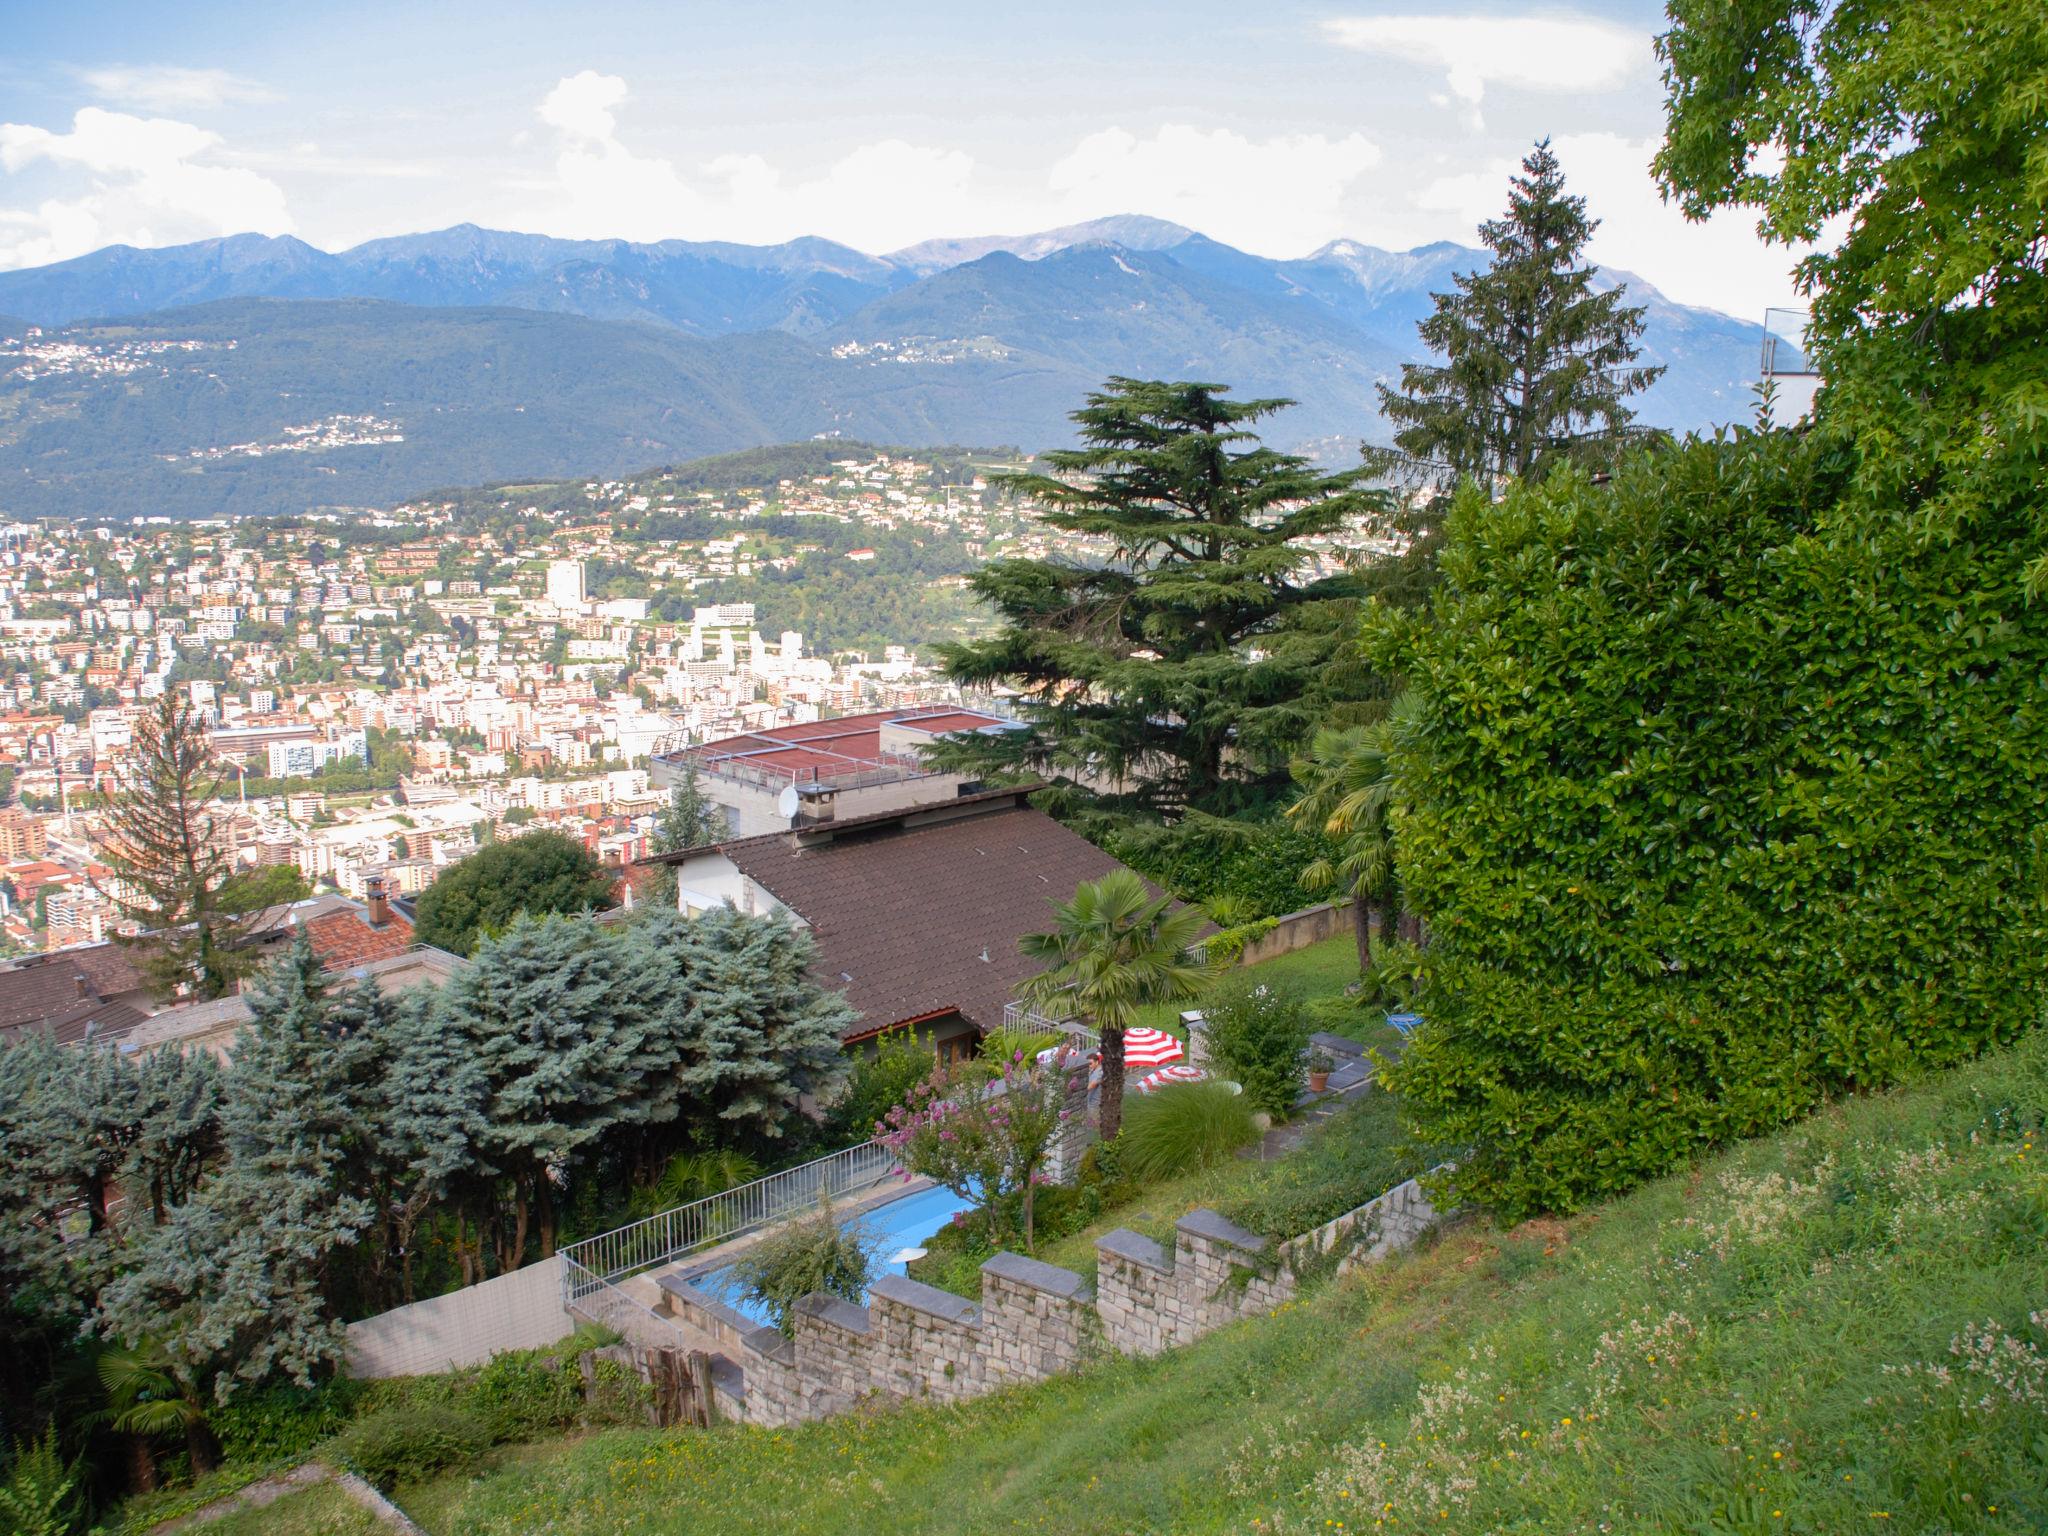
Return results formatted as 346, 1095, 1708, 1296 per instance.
0, 1, 1807, 315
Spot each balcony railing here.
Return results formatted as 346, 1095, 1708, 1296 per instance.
1001, 1001, 1100, 1054
560, 1138, 902, 1301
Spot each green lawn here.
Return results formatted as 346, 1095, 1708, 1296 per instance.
1136, 931, 1403, 1054
188, 1480, 385, 1536
404, 1025, 2048, 1535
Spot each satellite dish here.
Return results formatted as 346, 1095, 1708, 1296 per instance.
777, 784, 801, 820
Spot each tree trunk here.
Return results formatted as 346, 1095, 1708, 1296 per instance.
125, 1432, 158, 1494
184, 1413, 221, 1477
1098, 1027, 1127, 1141
1023, 1178, 1036, 1255
537, 1175, 557, 1260
1351, 897, 1375, 976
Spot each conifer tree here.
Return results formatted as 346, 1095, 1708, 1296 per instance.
936, 378, 1388, 816
1374, 140, 1663, 488
644, 766, 725, 905
97, 938, 374, 1400
95, 692, 253, 1001
438, 914, 653, 1267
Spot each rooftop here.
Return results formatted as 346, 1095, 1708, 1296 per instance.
656, 705, 1018, 793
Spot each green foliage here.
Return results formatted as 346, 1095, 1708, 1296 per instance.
0, 1433, 82, 1536
936, 378, 1393, 816
881, 1053, 1074, 1250
1018, 869, 1214, 1140
412, 829, 616, 956
335, 1405, 489, 1491
1375, 428, 2048, 1220
1106, 815, 1335, 921
1118, 1083, 1260, 1181
1199, 976, 1311, 1117
1374, 140, 1662, 488
461, 1350, 589, 1442
1222, 1090, 1430, 1243
974, 1026, 1059, 1065
823, 1028, 935, 1144
730, 1202, 876, 1336
1198, 918, 1277, 968
629, 1148, 762, 1219
214, 864, 313, 917
208, 1378, 365, 1466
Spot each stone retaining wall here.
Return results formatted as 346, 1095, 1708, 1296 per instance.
658, 1171, 1446, 1427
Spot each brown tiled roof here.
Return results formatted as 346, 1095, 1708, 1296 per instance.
302, 907, 416, 969
716, 797, 1155, 1040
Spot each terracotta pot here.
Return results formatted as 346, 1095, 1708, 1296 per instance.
1307, 1071, 1330, 1093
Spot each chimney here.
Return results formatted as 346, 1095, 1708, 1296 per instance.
74, 971, 90, 1000
365, 874, 390, 929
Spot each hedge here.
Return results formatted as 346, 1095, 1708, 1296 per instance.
1376, 430, 2048, 1220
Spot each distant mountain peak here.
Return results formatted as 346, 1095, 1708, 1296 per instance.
887, 215, 1195, 276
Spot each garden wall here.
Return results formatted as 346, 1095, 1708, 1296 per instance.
344, 1255, 574, 1379
656, 1172, 1445, 1426
1236, 901, 1352, 967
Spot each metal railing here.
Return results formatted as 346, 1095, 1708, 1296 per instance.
561, 1254, 696, 1351
560, 1139, 902, 1302
1001, 1002, 1101, 1054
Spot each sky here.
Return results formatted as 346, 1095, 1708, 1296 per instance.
0, 0, 1808, 318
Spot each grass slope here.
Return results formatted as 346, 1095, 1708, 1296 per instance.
408, 1025, 2047, 1535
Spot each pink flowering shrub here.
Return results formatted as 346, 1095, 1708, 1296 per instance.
876, 1050, 1079, 1251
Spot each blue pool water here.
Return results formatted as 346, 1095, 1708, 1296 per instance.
687, 1182, 976, 1326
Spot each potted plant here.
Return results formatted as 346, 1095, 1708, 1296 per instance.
1305, 1046, 1334, 1095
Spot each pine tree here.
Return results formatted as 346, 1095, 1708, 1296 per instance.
94, 692, 253, 1001
97, 938, 374, 1401
936, 378, 1390, 817
644, 766, 725, 905
1374, 140, 1664, 488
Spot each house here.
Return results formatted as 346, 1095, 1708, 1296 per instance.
648, 705, 1024, 839
641, 783, 1155, 1061
0, 942, 154, 1047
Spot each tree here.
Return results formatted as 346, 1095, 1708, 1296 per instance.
94, 692, 253, 1001
611, 905, 853, 1168
1287, 713, 1402, 976
1374, 141, 1663, 489
214, 863, 312, 917
935, 378, 1390, 817
879, 1051, 1074, 1251
1017, 870, 1213, 1140
412, 829, 616, 956
97, 939, 375, 1402
645, 767, 725, 905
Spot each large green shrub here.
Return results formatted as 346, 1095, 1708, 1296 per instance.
823, 1027, 936, 1143
731, 1202, 876, 1334
211, 1378, 365, 1465
1376, 430, 2048, 1220
1119, 1083, 1261, 1180
336, 1404, 489, 1490
1201, 976, 1312, 1116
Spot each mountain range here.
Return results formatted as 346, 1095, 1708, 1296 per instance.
0, 217, 1773, 519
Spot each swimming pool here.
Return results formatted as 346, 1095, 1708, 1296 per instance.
685, 1182, 976, 1326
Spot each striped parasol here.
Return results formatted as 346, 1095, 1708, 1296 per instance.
1121, 1027, 1185, 1067
1136, 1063, 1208, 1094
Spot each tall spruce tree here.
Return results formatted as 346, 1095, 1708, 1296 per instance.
644, 766, 725, 906
95, 692, 253, 1001
1375, 140, 1664, 488
935, 378, 1388, 817
97, 938, 374, 1400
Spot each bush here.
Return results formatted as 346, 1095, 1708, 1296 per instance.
211, 1378, 366, 1465
0, 1433, 82, 1536
1201, 918, 1280, 967
1201, 976, 1311, 1116
1375, 433, 2048, 1219
823, 1026, 935, 1143
463, 1349, 585, 1441
1119, 1083, 1261, 1180
336, 1405, 489, 1490
1224, 1091, 1434, 1242
731, 1201, 876, 1334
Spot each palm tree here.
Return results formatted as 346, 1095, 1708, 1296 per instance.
96, 1338, 219, 1483
1287, 717, 1400, 977
1018, 870, 1213, 1139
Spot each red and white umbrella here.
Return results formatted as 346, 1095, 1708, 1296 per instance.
1136, 1063, 1208, 1094
1121, 1027, 1185, 1067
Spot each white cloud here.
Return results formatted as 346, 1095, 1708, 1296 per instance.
1417, 132, 1808, 316
79, 65, 278, 111
1048, 125, 1381, 257
1323, 13, 1651, 129
524, 71, 977, 248
0, 107, 293, 268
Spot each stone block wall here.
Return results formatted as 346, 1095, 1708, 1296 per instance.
654, 1171, 1447, 1428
